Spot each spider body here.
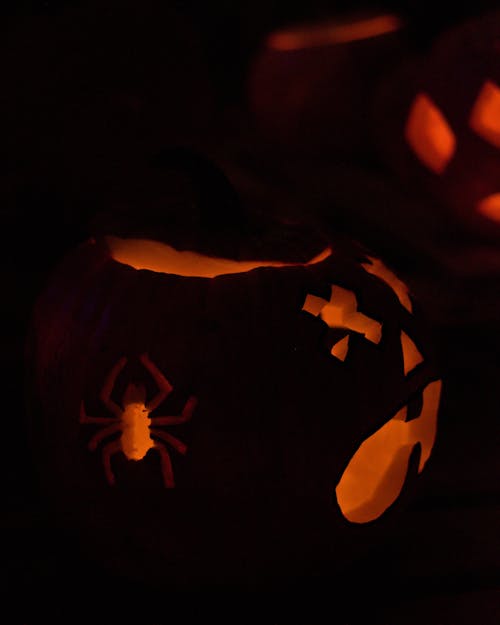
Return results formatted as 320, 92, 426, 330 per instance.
120, 398, 151, 461
80, 353, 196, 486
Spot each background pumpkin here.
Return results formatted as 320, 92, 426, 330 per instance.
246, 8, 408, 160
371, 9, 500, 241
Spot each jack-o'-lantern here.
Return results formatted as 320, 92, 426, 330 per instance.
372, 9, 500, 240
247, 10, 407, 158
25, 155, 443, 593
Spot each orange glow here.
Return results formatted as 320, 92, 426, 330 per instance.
469, 80, 500, 148
105, 236, 332, 277
400, 331, 423, 375
477, 193, 500, 222
412, 379, 442, 471
121, 401, 153, 460
405, 93, 456, 174
267, 14, 402, 51
361, 256, 412, 312
335, 379, 441, 523
331, 335, 350, 361
303, 286, 382, 347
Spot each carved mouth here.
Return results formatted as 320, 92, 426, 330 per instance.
335, 378, 442, 524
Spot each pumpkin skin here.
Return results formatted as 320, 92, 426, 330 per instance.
26, 229, 442, 591
372, 10, 500, 241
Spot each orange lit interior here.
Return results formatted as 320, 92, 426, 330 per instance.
400, 331, 423, 375
477, 193, 500, 222
105, 236, 332, 277
121, 401, 153, 460
469, 80, 500, 148
405, 93, 456, 174
335, 379, 442, 523
361, 256, 412, 312
331, 335, 350, 361
267, 13, 402, 51
303, 285, 382, 353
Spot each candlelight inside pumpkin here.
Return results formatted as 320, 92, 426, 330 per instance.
105, 235, 332, 277
405, 93, 456, 174
477, 193, 500, 221
469, 80, 500, 148
335, 379, 441, 523
267, 13, 402, 51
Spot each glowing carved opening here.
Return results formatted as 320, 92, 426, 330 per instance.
303, 286, 382, 350
361, 256, 412, 312
469, 80, 500, 148
477, 193, 500, 222
331, 335, 350, 361
401, 331, 423, 375
405, 93, 456, 174
267, 13, 402, 51
80, 354, 196, 487
121, 400, 153, 461
105, 236, 332, 277
335, 379, 442, 523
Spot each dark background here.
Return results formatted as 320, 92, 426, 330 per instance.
1, 1, 499, 623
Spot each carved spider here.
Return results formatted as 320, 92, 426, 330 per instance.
80, 353, 196, 487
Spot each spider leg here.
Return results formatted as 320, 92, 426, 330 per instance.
100, 357, 127, 417
140, 353, 173, 411
150, 396, 197, 425
150, 428, 187, 455
101, 439, 122, 486
87, 423, 122, 452
154, 442, 175, 488
80, 401, 120, 425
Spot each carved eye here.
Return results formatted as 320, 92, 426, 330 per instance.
302, 285, 382, 361
469, 80, 500, 148
477, 193, 500, 222
405, 93, 456, 174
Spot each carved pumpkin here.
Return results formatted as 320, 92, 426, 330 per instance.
372, 9, 500, 240
25, 156, 442, 591
247, 10, 407, 158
